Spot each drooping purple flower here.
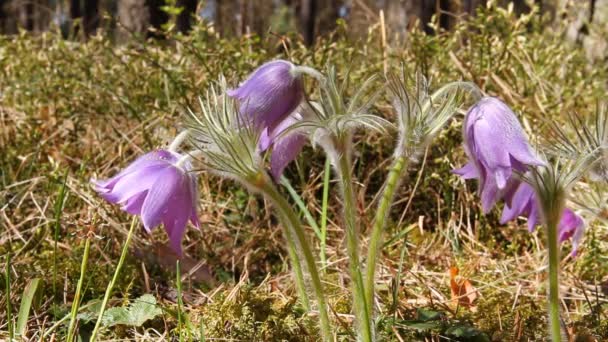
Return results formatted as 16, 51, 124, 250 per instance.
500, 181, 539, 231
453, 97, 545, 212
259, 111, 307, 180
92, 149, 199, 255
228, 60, 304, 129
558, 208, 585, 256
500, 182, 585, 256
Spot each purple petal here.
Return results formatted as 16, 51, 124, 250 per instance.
188, 172, 200, 229
140, 167, 184, 233
558, 208, 584, 243
91, 150, 179, 191
259, 128, 272, 151
254, 111, 308, 180
473, 120, 511, 173
270, 133, 307, 180
99, 164, 168, 204
500, 182, 535, 224
228, 60, 304, 128
480, 174, 500, 213
527, 201, 540, 232
162, 179, 194, 256
122, 190, 147, 215
452, 162, 478, 179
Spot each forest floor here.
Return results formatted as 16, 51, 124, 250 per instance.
2, 4, 608, 341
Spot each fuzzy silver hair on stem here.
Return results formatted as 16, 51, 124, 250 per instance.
387, 69, 481, 160
186, 77, 263, 183
294, 66, 391, 166
545, 103, 608, 182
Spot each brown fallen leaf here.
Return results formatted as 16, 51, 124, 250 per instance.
449, 266, 478, 310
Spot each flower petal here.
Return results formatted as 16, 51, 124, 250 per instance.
99, 164, 168, 204
228, 60, 303, 128
122, 190, 147, 215
140, 167, 183, 233
270, 133, 307, 180
162, 179, 194, 256
452, 162, 479, 179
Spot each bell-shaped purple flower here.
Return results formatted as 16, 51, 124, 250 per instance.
260, 111, 307, 180
500, 182, 584, 256
500, 181, 539, 231
228, 60, 304, 129
453, 97, 545, 212
92, 149, 199, 255
558, 208, 585, 256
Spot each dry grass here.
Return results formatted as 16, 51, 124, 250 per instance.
2, 3, 608, 340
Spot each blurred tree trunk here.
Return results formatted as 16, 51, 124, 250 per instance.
147, 0, 168, 35
176, 0, 197, 34
299, 0, 316, 45
298, 0, 340, 45
70, 0, 81, 35
19, 0, 34, 30
117, 0, 149, 38
83, 0, 99, 36
0, 0, 6, 32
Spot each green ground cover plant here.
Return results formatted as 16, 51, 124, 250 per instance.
2, 2, 608, 341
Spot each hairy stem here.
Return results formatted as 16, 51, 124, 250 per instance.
279, 209, 312, 311
547, 216, 562, 341
320, 157, 332, 272
260, 180, 332, 341
334, 152, 373, 342
169, 130, 190, 152
365, 155, 407, 316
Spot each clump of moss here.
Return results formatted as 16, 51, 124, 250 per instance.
200, 285, 312, 340
472, 291, 547, 341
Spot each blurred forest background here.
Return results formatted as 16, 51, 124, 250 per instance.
0, 0, 605, 49
4, 0, 608, 340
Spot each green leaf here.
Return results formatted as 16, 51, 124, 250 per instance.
416, 308, 442, 322
446, 324, 490, 341
16, 278, 41, 336
400, 320, 443, 331
103, 294, 162, 327
78, 295, 162, 327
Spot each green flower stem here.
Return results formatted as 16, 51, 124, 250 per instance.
279, 210, 312, 312
365, 155, 407, 315
90, 216, 137, 342
320, 157, 332, 272
334, 153, 372, 342
260, 179, 332, 341
67, 236, 91, 342
547, 217, 562, 341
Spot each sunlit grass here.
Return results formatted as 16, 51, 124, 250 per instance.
1, 2, 608, 340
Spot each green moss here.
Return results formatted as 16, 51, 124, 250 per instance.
472, 291, 547, 340
199, 285, 312, 340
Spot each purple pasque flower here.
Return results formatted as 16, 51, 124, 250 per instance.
500, 181, 540, 231
92, 149, 199, 255
259, 111, 307, 180
558, 208, 585, 256
453, 97, 545, 212
228, 60, 304, 130
500, 182, 585, 256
